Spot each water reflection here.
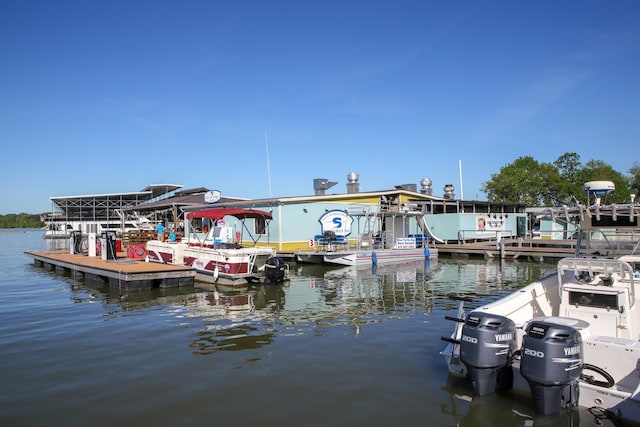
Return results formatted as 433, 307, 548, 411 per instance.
60, 256, 548, 309
183, 286, 284, 355
189, 322, 275, 355
44, 237, 69, 251
314, 260, 441, 317
431, 258, 552, 312
440, 375, 622, 427
300, 258, 552, 318
52, 258, 554, 357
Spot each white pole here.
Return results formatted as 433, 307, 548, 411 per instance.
265, 130, 272, 198
458, 159, 464, 200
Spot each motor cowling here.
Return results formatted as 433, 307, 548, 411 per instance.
264, 257, 287, 283
460, 312, 517, 395
521, 319, 583, 415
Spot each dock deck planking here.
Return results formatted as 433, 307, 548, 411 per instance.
26, 250, 196, 290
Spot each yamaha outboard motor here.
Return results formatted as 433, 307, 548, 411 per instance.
521, 320, 583, 415
264, 257, 287, 283
460, 312, 517, 395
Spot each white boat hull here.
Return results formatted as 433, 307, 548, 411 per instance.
298, 247, 438, 266
440, 255, 640, 424
146, 241, 275, 286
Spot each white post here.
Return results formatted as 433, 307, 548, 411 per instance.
88, 233, 97, 257
101, 238, 108, 261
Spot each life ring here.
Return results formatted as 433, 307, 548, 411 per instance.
127, 244, 147, 259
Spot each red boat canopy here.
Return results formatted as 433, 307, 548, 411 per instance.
186, 207, 272, 221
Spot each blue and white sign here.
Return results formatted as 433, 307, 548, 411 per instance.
318, 210, 353, 237
395, 237, 417, 249
204, 190, 221, 204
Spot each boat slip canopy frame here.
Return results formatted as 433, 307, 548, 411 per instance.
186, 208, 273, 247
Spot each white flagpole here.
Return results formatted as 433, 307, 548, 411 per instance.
265, 130, 273, 198
459, 159, 464, 200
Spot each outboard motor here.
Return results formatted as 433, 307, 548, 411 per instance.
521, 320, 583, 415
264, 257, 287, 283
460, 312, 517, 395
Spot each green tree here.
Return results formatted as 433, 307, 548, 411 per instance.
576, 160, 633, 204
482, 153, 635, 206
481, 156, 563, 206
629, 162, 640, 197
553, 152, 583, 202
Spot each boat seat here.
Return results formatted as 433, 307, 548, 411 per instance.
333, 236, 348, 245
314, 234, 329, 246
315, 232, 347, 244
313, 232, 348, 251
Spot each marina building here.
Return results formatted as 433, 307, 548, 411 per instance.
139, 173, 528, 252
43, 174, 529, 250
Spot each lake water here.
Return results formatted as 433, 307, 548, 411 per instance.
1, 230, 633, 427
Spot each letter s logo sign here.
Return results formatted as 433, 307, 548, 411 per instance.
332, 217, 342, 228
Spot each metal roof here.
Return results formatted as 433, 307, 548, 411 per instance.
48, 184, 183, 220
130, 191, 243, 213
139, 184, 184, 199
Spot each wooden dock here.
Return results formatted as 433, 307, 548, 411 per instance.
435, 239, 577, 262
26, 250, 196, 290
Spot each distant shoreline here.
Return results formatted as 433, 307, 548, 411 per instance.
0, 229, 39, 233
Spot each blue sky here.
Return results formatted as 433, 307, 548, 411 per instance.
1, 0, 639, 214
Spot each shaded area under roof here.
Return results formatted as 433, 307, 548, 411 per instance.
49, 184, 183, 220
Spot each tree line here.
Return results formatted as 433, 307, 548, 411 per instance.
0, 213, 43, 229
482, 153, 639, 206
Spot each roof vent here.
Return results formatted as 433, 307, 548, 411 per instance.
420, 178, 433, 195
443, 184, 455, 200
346, 172, 360, 193
314, 178, 338, 196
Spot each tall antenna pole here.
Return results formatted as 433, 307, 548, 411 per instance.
265, 130, 273, 198
458, 159, 464, 200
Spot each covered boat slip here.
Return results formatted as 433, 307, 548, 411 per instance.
43, 184, 183, 238
26, 250, 196, 290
